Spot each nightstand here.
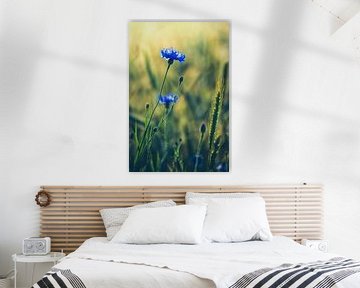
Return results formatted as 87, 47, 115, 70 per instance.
301, 239, 328, 252
12, 252, 65, 288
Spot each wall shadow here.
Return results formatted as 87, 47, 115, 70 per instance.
239, 0, 305, 165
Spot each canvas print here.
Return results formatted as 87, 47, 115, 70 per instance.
129, 21, 229, 172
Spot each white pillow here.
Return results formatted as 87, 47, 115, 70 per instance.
100, 200, 176, 240
111, 205, 207, 244
186, 192, 259, 204
202, 197, 272, 243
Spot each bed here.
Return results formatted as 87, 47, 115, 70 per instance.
33, 185, 360, 288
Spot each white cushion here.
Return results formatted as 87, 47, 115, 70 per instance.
202, 197, 272, 243
111, 205, 207, 244
186, 192, 259, 204
100, 200, 176, 240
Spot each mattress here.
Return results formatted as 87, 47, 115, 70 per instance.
35, 236, 360, 288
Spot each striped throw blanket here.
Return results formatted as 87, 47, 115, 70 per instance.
229, 257, 360, 288
32, 268, 86, 288
32, 258, 360, 288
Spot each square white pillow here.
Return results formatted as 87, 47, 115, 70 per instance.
202, 197, 272, 243
186, 192, 259, 205
111, 205, 207, 244
100, 200, 176, 240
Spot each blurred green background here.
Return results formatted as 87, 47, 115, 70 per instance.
129, 21, 229, 172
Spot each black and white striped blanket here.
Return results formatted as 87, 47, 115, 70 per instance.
229, 257, 360, 288
32, 258, 360, 288
32, 268, 86, 288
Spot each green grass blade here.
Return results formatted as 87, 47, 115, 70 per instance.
208, 91, 222, 151
145, 54, 158, 90
134, 122, 139, 149
221, 62, 229, 95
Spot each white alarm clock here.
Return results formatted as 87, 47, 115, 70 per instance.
23, 237, 51, 255
301, 239, 328, 252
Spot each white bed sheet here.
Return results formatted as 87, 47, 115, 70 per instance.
55, 237, 214, 288
54, 236, 360, 288
55, 258, 214, 288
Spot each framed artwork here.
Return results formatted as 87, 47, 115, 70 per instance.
129, 21, 230, 172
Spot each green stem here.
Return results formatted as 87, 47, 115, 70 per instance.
164, 108, 168, 152
158, 105, 174, 129
159, 62, 171, 97
134, 62, 172, 168
137, 104, 174, 168
194, 133, 204, 172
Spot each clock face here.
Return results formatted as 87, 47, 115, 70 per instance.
36, 241, 45, 250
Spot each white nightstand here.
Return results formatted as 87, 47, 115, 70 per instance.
12, 252, 65, 288
301, 239, 328, 252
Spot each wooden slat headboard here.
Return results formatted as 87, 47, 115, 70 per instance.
39, 184, 323, 253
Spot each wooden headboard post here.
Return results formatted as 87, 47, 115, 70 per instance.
39, 184, 323, 253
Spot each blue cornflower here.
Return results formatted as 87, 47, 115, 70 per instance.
159, 93, 179, 108
216, 163, 227, 172
160, 48, 186, 63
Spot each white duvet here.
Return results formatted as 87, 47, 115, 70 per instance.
54, 237, 360, 288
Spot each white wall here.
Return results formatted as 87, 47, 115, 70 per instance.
1, 0, 360, 285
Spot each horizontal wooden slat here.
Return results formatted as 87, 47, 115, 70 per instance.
40, 207, 323, 213
49, 197, 323, 202
43, 186, 320, 189
41, 229, 106, 233
42, 215, 321, 224
40, 208, 322, 212
39, 184, 323, 253
41, 226, 104, 230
